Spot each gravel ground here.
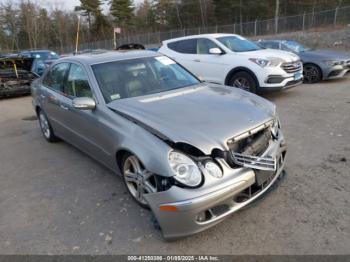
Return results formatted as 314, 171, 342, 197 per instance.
0, 78, 349, 255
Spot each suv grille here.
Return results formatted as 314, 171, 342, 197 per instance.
281, 61, 302, 73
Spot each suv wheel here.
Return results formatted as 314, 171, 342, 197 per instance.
121, 153, 159, 209
228, 71, 257, 93
303, 64, 322, 83
38, 109, 59, 142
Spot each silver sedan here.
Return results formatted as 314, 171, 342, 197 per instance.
31, 51, 287, 240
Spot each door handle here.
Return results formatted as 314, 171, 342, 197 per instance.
193, 59, 201, 62
40, 94, 46, 99
60, 105, 69, 110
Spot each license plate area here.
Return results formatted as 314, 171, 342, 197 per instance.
294, 72, 302, 80
255, 169, 275, 186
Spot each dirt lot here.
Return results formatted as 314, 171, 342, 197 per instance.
0, 78, 349, 255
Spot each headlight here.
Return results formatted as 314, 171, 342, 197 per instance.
249, 57, 283, 67
249, 58, 270, 67
271, 117, 280, 138
204, 161, 223, 178
168, 151, 202, 187
323, 60, 343, 66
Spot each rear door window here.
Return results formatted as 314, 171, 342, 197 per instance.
42, 63, 69, 93
168, 39, 197, 54
264, 42, 280, 49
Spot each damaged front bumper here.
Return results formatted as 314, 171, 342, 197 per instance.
145, 132, 287, 240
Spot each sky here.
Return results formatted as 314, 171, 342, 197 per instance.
44, 0, 142, 12
0, 0, 142, 12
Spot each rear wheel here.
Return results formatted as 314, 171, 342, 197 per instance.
228, 71, 257, 93
303, 64, 322, 83
38, 109, 59, 142
121, 154, 159, 209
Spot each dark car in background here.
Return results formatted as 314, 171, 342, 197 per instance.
19, 50, 59, 76
257, 40, 350, 83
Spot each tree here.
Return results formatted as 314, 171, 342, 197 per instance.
77, 0, 108, 40
135, 0, 156, 31
109, 0, 135, 30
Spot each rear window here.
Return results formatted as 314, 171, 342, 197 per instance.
167, 39, 197, 54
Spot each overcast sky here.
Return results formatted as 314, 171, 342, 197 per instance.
0, 0, 142, 12
43, 0, 142, 10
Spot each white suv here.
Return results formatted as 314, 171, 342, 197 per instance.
159, 34, 303, 93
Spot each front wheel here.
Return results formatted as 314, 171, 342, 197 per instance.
228, 71, 257, 93
303, 64, 322, 83
122, 154, 159, 209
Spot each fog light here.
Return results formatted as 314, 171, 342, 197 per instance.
205, 161, 223, 178
197, 211, 207, 222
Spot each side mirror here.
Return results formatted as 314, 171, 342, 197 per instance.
72, 97, 96, 110
209, 48, 223, 55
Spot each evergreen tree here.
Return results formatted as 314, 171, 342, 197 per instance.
77, 0, 110, 41
109, 0, 135, 30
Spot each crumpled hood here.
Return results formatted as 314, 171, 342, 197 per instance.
238, 48, 300, 62
107, 83, 276, 155
301, 49, 350, 60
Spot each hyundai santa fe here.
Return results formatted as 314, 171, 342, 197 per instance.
32, 50, 287, 240
159, 33, 303, 93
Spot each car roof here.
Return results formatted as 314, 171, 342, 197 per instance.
162, 33, 241, 43
259, 39, 290, 43
58, 50, 158, 66
21, 50, 55, 53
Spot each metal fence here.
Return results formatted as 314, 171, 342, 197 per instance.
59, 5, 350, 53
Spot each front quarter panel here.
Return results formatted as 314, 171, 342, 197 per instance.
103, 108, 175, 177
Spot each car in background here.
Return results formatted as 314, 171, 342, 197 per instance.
256, 40, 350, 83
159, 34, 303, 93
32, 50, 287, 239
0, 56, 38, 97
19, 50, 59, 76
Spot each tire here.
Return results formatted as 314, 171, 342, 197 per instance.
121, 153, 158, 209
38, 109, 59, 142
303, 64, 322, 84
228, 71, 257, 93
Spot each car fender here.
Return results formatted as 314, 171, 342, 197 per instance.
109, 109, 175, 177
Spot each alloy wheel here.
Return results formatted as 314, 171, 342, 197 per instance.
123, 155, 157, 206
233, 77, 251, 92
304, 65, 321, 83
39, 112, 51, 139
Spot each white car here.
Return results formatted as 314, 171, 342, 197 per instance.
159, 34, 303, 93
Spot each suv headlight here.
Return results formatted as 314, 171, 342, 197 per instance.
249, 57, 284, 67
168, 151, 202, 187
249, 58, 270, 67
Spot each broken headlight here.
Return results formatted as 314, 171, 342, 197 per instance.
271, 117, 280, 138
168, 151, 202, 187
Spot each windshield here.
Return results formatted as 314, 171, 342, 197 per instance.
92, 56, 200, 103
31, 51, 59, 60
217, 36, 261, 52
283, 41, 310, 53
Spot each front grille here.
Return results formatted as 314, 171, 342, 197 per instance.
231, 152, 276, 171
281, 61, 302, 73
226, 122, 275, 170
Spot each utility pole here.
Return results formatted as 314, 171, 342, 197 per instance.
75, 15, 81, 54
274, 0, 279, 34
